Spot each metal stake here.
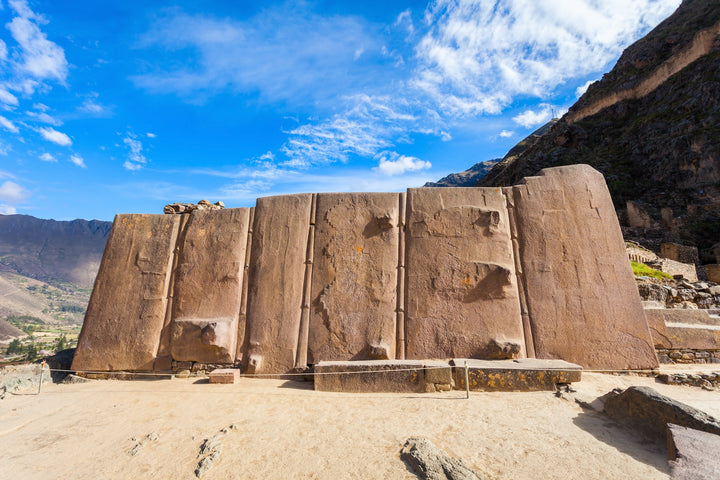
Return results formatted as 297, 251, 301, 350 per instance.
464, 361, 470, 399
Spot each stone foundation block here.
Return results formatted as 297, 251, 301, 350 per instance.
451, 358, 582, 392
314, 360, 425, 393
209, 368, 240, 384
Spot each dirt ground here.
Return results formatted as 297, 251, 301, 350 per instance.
1, 367, 719, 480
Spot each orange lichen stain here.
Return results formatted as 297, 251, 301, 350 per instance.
538, 371, 544, 380
356, 246, 363, 253
462, 276, 472, 286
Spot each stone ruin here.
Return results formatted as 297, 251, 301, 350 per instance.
71, 164, 659, 374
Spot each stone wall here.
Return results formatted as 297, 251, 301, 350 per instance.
72, 165, 658, 374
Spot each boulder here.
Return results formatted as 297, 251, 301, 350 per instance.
400, 437, 481, 480
508, 165, 658, 370
170, 208, 250, 364
667, 424, 720, 480
308, 193, 400, 363
72, 214, 180, 372
243, 194, 313, 374
404, 187, 525, 360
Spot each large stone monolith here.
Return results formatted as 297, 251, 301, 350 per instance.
308, 193, 400, 363
169, 208, 250, 364
243, 194, 313, 374
72, 214, 180, 371
509, 165, 658, 369
404, 187, 525, 360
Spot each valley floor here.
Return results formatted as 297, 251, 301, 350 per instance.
1, 369, 719, 479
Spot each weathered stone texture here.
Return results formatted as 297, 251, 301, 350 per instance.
314, 360, 425, 393
509, 165, 658, 370
400, 437, 481, 480
208, 368, 240, 384
451, 358, 581, 392
308, 193, 399, 363
404, 187, 525, 360
668, 424, 720, 480
243, 194, 312, 374
72, 214, 180, 371
646, 309, 720, 350
170, 208, 250, 364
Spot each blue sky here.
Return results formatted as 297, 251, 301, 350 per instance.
0, 0, 680, 221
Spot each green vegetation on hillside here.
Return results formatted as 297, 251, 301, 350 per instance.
631, 261, 673, 280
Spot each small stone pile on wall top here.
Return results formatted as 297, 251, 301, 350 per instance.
164, 199, 225, 214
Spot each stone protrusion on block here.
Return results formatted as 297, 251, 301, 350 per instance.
509, 165, 658, 370
243, 194, 313, 374
313, 360, 425, 392
235, 206, 254, 364
404, 187, 525, 360
308, 193, 400, 364
208, 368, 240, 384
169, 208, 251, 364
72, 214, 180, 372
451, 358, 582, 391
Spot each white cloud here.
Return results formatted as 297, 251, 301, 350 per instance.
0, 180, 27, 202
146, 132, 156, 138
0, 39, 7, 61
27, 109, 62, 125
373, 151, 431, 176
38, 126, 72, 146
0, 87, 18, 106
78, 99, 111, 116
69, 154, 86, 168
513, 105, 554, 129
132, 8, 384, 105
575, 80, 595, 98
499, 130, 514, 138
7, 2, 68, 82
414, 0, 680, 117
259, 151, 274, 161
38, 152, 55, 162
0, 115, 19, 133
122, 134, 147, 170
0, 205, 17, 214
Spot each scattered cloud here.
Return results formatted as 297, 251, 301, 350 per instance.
0, 87, 18, 106
69, 154, 86, 168
259, 151, 274, 161
0, 180, 28, 214
7, 0, 68, 82
373, 151, 431, 176
576, 79, 595, 98
38, 152, 55, 162
413, 0, 680, 117
78, 97, 112, 116
27, 109, 62, 125
513, 104, 556, 129
0, 39, 7, 61
132, 7, 385, 105
0, 115, 19, 133
38, 126, 72, 146
146, 132, 156, 138
122, 133, 147, 170
499, 130, 514, 138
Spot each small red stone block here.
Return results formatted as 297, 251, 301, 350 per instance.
209, 368, 240, 384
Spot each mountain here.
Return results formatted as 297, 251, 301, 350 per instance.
478, 0, 720, 252
0, 214, 112, 289
425, 120, 557, 188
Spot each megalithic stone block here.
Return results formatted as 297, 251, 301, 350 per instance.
509, 164, 658, 370
71, 214, 180, 372
308, 193, 400, 363
404, 187, 525, 360
243, 194, 313, 374
169, 208, 250, 364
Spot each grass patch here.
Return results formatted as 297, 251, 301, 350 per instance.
631, 261, 673, 280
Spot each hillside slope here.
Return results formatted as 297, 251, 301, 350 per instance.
0, 214, 111, 289
478, 0, 720, 251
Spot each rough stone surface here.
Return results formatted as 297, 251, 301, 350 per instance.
661, 243, 699, 265
604, 386, 720, 442
667, 424, 720, 480
170, 208, 250, 364
72, 214, 180, 372
404, 187, 524, 360
400, 437, 481, 480
243, 194, 313, 374
208, 368, 240, 384
308, 193, 399, 363
313, 360, 425, 393
509, 165, 658, 370
451, 358, 582, 392
646, 309, 720, 350
706, 264, 720, 284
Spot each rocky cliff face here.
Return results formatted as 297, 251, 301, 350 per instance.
0, 214, 112, 288
478, 0, 720, 253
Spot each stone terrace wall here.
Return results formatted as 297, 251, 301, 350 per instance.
72, 165, 658, 373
